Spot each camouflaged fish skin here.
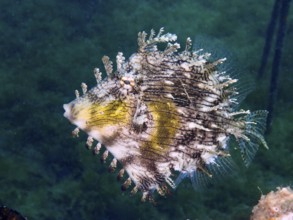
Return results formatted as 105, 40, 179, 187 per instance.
63, 28, 268, 200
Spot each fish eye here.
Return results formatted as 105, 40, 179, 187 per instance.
123, 80, 130, 85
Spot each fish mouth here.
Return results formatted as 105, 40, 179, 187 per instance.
63, 103, 77, 122
63, 103, 72, 119
63, 102, 87, 130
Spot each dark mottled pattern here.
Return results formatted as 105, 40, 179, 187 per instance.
1, 0, 290, 219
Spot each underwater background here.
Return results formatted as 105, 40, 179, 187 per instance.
0, 0, 292, 219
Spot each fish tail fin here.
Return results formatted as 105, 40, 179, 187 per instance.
237, 110, 268, 166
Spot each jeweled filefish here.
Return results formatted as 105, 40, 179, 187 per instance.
63, 28, 268, 201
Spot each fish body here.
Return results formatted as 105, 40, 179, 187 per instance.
63, 28, 268, 200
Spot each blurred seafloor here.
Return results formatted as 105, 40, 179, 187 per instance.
0, 0, 292, 219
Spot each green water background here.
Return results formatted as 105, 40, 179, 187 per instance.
0, 0, 292, 219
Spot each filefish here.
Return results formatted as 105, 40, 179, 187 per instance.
63, 28, 268, 201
